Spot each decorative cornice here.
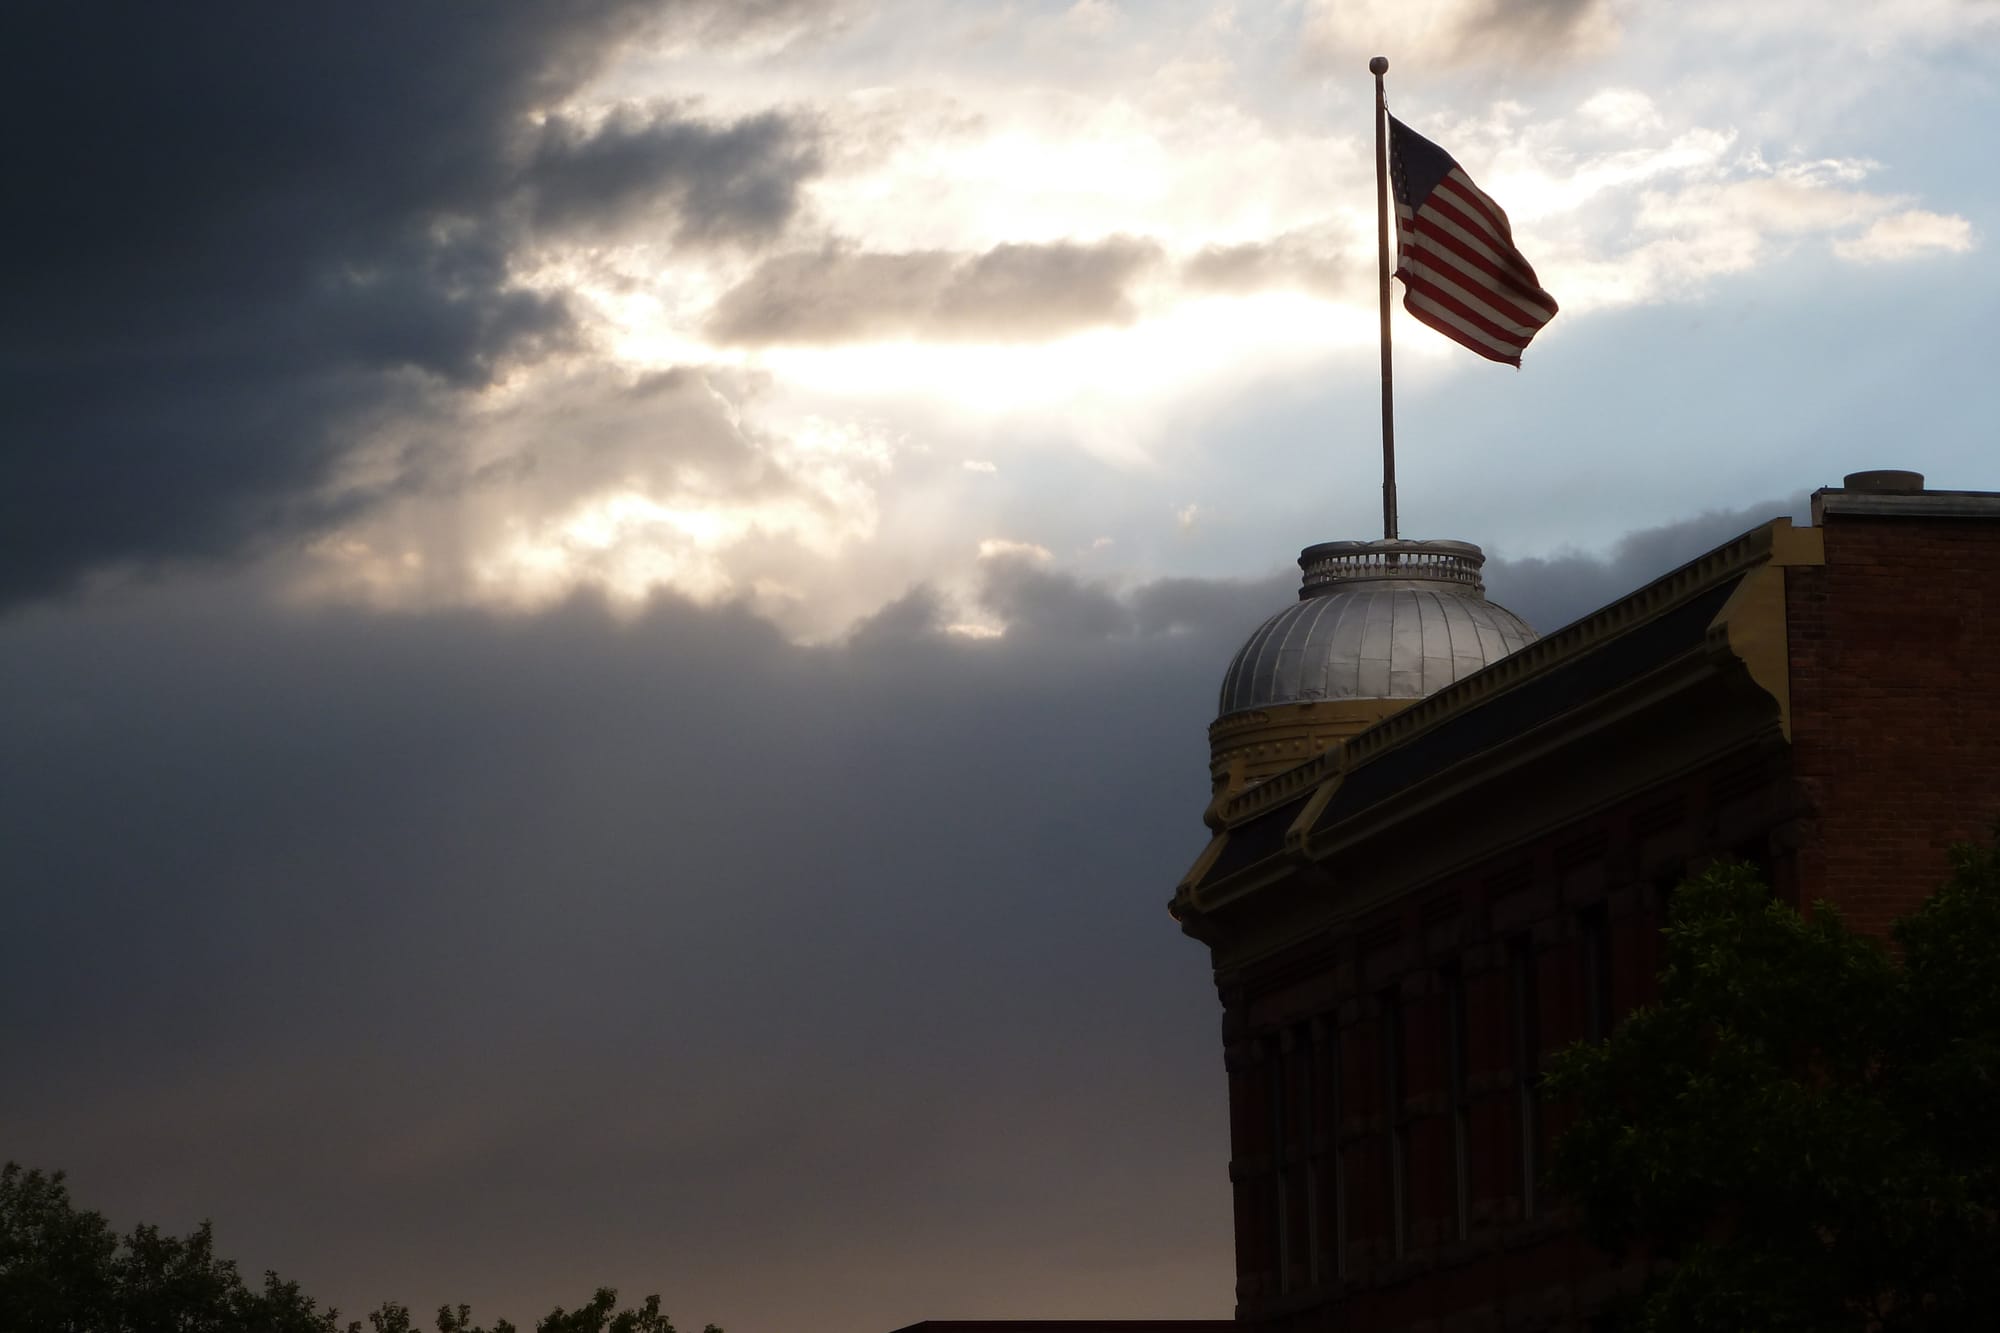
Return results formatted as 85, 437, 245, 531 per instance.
1812, 488, 2000, 522
1219, 743, 1339, 814
1176, 830, 1232, 904
1193, 685, 1787, 969
1330, 518, 1800, 772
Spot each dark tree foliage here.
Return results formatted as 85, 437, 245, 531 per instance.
1544, 837, 2000, 1332
0, 1164, 718, 1333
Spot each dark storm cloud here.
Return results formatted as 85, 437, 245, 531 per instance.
1105, 497, 1796, 663
1132, 572, 1297, 637
704, 238, 1163, 344
1484, 493, 1810, 633
0, 2, 823, 610
978, 552, 1136, 641
0, 497, 1809, 1331
528, 104, 822, 242
0, 571, 1242, 1333
845, 582, 950, 646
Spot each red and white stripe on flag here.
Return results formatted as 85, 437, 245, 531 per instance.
1394, 165, 1557, 367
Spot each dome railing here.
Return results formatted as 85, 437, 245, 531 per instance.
1298, 538, 1486, 598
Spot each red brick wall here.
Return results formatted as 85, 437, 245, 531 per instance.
1220, 753, 1801, 1328
1788, 514, 2000, 936
1213, 500, 2000, 1327
1209, 495, 2000, 1327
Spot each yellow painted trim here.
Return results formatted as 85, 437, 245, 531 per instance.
1704, 516, 1821, 738
1706, 566, 1791, 736
1207, 697, 1405, 800
1177, 831, 1230, 901
1286, 768, 1342, 853
1768, 522, 1825, 567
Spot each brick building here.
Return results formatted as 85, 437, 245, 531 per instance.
1170, 472, 2000, 1330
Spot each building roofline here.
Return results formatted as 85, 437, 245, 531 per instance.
1811, 487, 2000, 523
1171, 515, 1827, 931
1208, 516, 1814, 831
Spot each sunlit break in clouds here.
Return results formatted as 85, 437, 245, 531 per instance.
256, 0, 1991, 633
2, 2, 1997, 1332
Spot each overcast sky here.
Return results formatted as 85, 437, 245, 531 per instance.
2, 3, 1994, 1331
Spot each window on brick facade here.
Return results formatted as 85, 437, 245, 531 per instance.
1288, 1027, 1312, 1293
1442, 965, 1471, 1241
1299, 1019, 1325, 1289
1327, 1019, 1347, 1282
1268, 1022, 1347, 1296
1582, 905, 1612, 1043
1381, 990, 1408, 1258
1509, 937, 1542, 1218
1265, 1032, 1293, 1293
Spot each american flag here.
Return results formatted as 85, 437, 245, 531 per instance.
1388, 116, 1557, 366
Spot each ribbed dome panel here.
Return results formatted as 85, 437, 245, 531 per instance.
1217, 560, 1537, 718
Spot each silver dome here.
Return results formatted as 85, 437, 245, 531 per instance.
1218, 539, 1536, 717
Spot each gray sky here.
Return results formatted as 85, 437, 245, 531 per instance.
2, 3, 1993, 1331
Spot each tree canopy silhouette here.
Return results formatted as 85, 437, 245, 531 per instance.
0, 1163, 718, 1333
1545, 836, 2000, 1331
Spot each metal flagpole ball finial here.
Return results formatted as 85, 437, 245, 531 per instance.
1369, 56, 1388, 75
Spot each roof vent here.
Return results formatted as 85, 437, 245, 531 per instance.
1842, 469, 1925, 493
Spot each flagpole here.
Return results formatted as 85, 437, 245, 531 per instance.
1370, 55, 1398, 541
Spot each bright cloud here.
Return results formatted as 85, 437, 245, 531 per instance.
299, 370, 896, 624
1833, 210, 1978, 263
977, 537, 1054, 562
1575, 87, 1665, 136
